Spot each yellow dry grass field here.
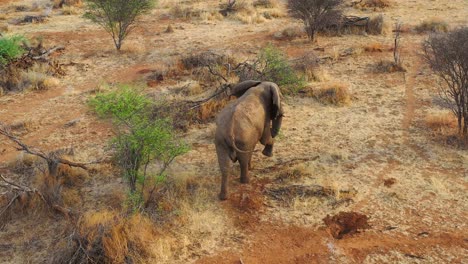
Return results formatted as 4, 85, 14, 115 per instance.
0, 0, 467, 263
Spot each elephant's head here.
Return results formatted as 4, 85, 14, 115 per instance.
230, 80, 284, 137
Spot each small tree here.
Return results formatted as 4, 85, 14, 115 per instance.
287, 0, 343, 41
84, 0, 155, 50
91, 86, 189, 211
423, 27, 468, 137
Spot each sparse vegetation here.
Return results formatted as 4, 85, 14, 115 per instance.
426, 113, 457, 133
313, 82, 351, 105
274, 26, 304, 40
416, 18, 449, 33
84, 0, 155, 50
423, 27, 468, 137
368, 14, 385, 35
90, 86, 189, 211
288, 0, 344, 41
359, 0, 391, 8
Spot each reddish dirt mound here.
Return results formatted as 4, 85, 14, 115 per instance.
384, 178, 397, 187
323, 211, 370, 239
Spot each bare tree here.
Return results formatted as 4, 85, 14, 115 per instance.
287, 0, 344, 41
423, 27, 468, 137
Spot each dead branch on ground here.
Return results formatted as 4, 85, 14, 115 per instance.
0, 122, 100, 176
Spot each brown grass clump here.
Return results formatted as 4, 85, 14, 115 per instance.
314, 82, 351, 106
57, 210, 160, 263
361, 0, 392, 8
368, 14, 386, 35
198, 97, 231, 121
425, 113, 457, 133
293, 53, 326, 82
363, 42, 388, 52
374, 60, 405, 73
415, 18, 449, 33
253, 0, 280, 8
52, 0, 83, 8
274, 26, 303, 41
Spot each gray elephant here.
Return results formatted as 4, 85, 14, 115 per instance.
215, 80, 284, 200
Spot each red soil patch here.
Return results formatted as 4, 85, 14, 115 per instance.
383, 178, 397, 187
323, 211, 370, 239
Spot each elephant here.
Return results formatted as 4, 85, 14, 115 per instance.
214, 80, 284, 200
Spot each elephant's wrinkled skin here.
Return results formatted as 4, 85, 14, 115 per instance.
215, 80, 284, 200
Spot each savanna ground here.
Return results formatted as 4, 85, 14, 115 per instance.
0, 0, 467, 263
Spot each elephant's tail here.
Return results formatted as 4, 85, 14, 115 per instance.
230, 134, 253, 154
229, 112, 254, 154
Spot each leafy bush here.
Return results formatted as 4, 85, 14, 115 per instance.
84, 0, 155, 50
90, 86, 189, 211
0, 35, 25, 66
236, 44, 305, 94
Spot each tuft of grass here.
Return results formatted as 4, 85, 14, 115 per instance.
368, 14, 386, 35
313, 82, 351, 106
363, 42, 388, 52
21, 66, 60, 91
274, 26, 303, 41
253, 0, 280, 8
425, 113, 457, 133
56, 210, 161, 263
361, 0, 392, 8
374, 60, 405, 73
61, 5, 81, 15
415, 18, 448, 33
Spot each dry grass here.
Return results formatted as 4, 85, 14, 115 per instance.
21, 70, 59, 91
293, 54, 327, 82
368, 14, 388, 35
61, 5, 81, 15
360, 0, 392, 8
199, 97, 231, 121
274, 26, 303, 41
374, 60, 405, 73
425, 113, 457, 133
58, 210, 162, 263
415, 18, 449, 33
52, 0, 83, 8
363, 42, 390, 52
313, 82, 351, 106
253, 0, 280, 8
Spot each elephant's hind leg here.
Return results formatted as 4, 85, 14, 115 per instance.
216, 145, 231, 200
238, 152, 252, 184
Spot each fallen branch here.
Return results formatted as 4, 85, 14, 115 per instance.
0, 122, 91, 171
32, 46, 65, 60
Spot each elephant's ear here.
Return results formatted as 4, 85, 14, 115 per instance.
230, 80, 261, 98
270, 83, 283, 119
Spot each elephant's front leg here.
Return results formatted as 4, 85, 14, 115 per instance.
260, 123, 274, 157
238, 152, 252, 184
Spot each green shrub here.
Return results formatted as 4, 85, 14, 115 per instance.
90, 86, 189, 211
236, 44, 306, 95
0, 35, 25, 66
